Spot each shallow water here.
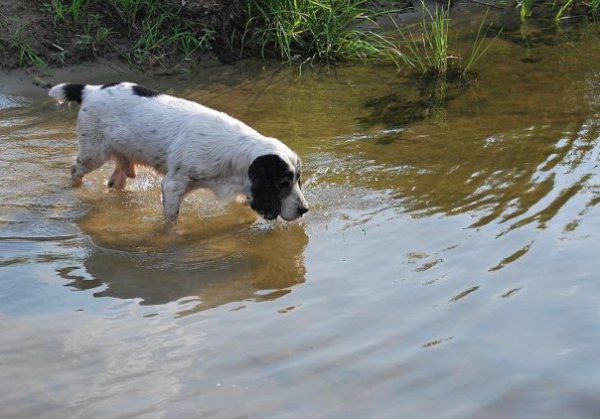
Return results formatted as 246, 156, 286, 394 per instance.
3, 15, 600, 418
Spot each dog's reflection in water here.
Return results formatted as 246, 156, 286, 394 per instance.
60, 221, 308, 316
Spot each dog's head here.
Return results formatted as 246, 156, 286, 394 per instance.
248, 154, 308, 221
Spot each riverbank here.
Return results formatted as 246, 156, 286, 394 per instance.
1, 0, 474, 76
0, 0, 247, 70
2, 0, 599, 92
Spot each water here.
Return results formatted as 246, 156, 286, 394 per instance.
3, 16, 600, 418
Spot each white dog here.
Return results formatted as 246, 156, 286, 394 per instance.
49, 82, 308, 222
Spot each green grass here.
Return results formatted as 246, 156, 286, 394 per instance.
397, 1, 451, 77
245, 0, 409, 64
125, 2, 215, 67
5, 17, 49, 72
110, 0, 151, 26
45, 0, 90, 24
39, 0, 216, 68
517, 0, 534, 22
554, 0, 574, 21
108, 0, 215, 67
396, 1, 499, 80
462, 11, 501, 75
23, 0, 600, 73
517, 0, 600, 21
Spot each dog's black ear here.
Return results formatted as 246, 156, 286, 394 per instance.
248, 154, 293, 220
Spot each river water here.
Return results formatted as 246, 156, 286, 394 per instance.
2, 14, 600, 418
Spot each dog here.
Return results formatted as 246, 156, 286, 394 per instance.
49, 82, 308, 222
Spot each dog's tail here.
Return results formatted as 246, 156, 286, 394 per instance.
48, 83, 87, 104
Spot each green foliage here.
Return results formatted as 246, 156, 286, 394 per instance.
397, 2, 451, 77
517, 0, 534, 22
397, 2, 499, 80
553, 0, 574, 21
45, 0, 90, 24
516, 0, 600, 22
5, 18, 48, 72
462, 11, 501, 75
245, 0, 409, 64
40, 0, 216, 68
125, 3, 215, 66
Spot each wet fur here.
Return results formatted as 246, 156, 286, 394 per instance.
49, 82, 308, 221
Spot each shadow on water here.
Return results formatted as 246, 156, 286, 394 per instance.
57, 195, 308, 315
357, 74, 467, 135
57, 226, 308, 315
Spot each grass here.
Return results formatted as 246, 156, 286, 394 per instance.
517, 0, 600, 21
110, 0, 151, 27
517, 0, 534, 22
554, 0, 574, 21
7, 0, 597, 72
462, 11, 501, 75
39, 0, 216, 68
124, 2, 215, 67
1, 16, 49, 72
244, 0, 410, 64
45, 0, 90, 24
396, 1, 498, 80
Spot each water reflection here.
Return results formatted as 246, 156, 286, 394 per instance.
323, 30, 600, 236
60, 221, 308, 315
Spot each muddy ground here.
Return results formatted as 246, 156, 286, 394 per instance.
0, 0, 246, 70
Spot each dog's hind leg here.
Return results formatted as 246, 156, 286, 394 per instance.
108, 155, 133, 190
161, 173, 189, 222
125, 160, 136, 178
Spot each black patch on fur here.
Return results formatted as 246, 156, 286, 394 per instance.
132, 84, 161, 98
101, 82, 120, 89
64, 84, 85, 103
248, 154, 293, 220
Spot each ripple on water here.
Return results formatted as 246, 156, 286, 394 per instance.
4, 20, 600, 417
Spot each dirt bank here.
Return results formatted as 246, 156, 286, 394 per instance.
0, 0, 245, 71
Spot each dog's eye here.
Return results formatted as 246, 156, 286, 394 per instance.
277, 179, 291, 190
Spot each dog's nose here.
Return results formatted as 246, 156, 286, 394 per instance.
298, 206, 309, 217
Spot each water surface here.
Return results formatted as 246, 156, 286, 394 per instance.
2, 15, 600, 418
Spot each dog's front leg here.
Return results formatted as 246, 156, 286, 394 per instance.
71, 152, 106, 187
161, 175, 188, 222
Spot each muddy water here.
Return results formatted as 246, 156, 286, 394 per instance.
3, 19, 600, 418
